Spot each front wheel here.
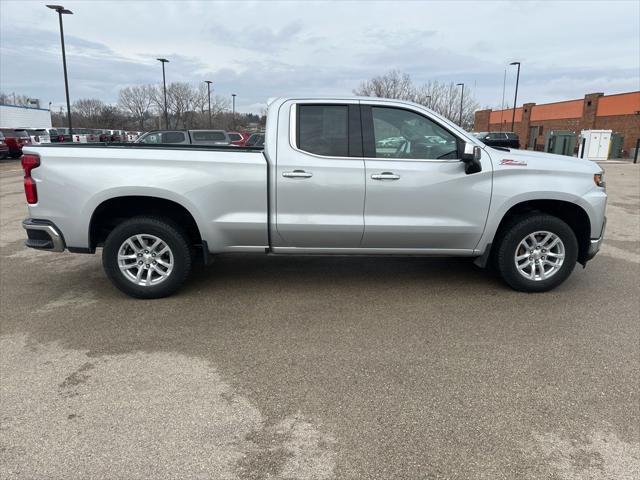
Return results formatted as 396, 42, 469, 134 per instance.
496, 214, 578, 292
102, 216, 192, 298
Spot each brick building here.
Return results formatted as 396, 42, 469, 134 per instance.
474, 91, 640, 158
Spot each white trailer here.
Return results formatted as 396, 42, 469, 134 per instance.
0, 104, 52, 129
578, 129, 612, 162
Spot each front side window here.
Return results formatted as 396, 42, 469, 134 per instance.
138, 133, 160, 144
371, 107, 457, 160
297, 104, 349, 157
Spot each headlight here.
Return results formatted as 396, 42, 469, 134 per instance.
594, 172, 605, 188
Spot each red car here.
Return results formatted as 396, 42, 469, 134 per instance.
0, 131, 9, 159
0, 128, 32, 158
227, 131, 250, 146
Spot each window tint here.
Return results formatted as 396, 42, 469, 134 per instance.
192, 131, 227, 142
371, 107, 457, 160
506, 132, 519, 139
297, 105, 348, 157
162, 132, 186, 143
228, 133, 242, 141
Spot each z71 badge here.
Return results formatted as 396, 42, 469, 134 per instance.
500, 159, 527, 166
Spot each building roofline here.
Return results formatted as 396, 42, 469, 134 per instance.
0, 103, 50, 112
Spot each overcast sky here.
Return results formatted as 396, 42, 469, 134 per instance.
1, 0, 638, 114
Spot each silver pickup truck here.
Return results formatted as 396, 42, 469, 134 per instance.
21, 97, 607, 298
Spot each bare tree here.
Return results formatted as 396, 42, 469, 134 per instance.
0, 92, 35, 107
354, 70, 479, 130
119, 85, 153, 130
354, 70, 414, 100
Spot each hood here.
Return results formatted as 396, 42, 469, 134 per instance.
485, 146, 602, 174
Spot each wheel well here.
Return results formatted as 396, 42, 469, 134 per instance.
493, 200, 592, 265
89, 196, 202, 249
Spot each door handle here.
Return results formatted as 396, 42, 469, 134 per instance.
371, 172, 400, 180
282, 170, 313, 178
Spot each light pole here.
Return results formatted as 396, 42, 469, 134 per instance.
499, 68, 506, 132
204, 80, 212, 127
231, 93, 236, 128
510, 61, 521, 132
157, 58, 169, 128
46, 5, 73, 134
456, 83, 465, 127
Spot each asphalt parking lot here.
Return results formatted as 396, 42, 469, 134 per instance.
1, 159, 639, 479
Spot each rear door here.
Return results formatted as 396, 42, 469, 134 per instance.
274, 101, 365, 248
360, 103, 492, 251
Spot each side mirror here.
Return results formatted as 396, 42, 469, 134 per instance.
461, 142, 482, 174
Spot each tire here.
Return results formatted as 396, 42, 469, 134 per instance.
496, 214, 578, 292
102, 216, 192, 299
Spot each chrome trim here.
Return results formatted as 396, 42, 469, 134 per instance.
22, 219, 65, 252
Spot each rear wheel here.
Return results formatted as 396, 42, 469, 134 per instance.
496, 214, 578, 292
102, 216, 192, 298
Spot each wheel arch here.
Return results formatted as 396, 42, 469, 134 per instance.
89, 195, 203, 251
489, 199, 592, 266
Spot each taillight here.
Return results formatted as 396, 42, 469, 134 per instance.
22, 154, 40, 204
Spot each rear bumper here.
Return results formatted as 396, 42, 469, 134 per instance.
22, 218, 66, 252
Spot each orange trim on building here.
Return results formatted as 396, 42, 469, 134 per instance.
530, 100, 583, 121
596, 92, 640, 116
489, 107, 522, 124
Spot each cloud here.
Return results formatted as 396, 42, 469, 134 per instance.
0, 0, 637, 113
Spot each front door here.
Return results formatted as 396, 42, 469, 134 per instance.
360, 104, 492, 251
274, 102, 365, 248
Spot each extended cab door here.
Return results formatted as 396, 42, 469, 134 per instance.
360, 103, 492, 251
273, 101, 365, 248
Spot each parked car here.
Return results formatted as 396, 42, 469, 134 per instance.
54, 128, 73, 143
20, 96, 606, 298
473, 131, 520, 149
136, 130, 231, 146
47, 128, 66, 143
0, 131, 9, 159
228, 131, 250, 146
245, 132, 265, 147
25, 128, 51, 145
0, 128, 31, 158
125, 131, 141, 142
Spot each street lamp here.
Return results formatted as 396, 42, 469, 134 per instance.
204, 80, 212, 127
231, 93, 236, 128
456, 83, 465, 126
46, 5, 73, 134
157, 58, 169, 128
510, 61, 521, 132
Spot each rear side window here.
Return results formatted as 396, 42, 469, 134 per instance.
14, 130, 29, 138
162, 132, 187, 143
228, 133, 242, 141
297, 104, 348, 157
506, 133, 519, 139
192, 131, 227, 142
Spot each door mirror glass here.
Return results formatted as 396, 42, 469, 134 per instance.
461, 143, 482, 174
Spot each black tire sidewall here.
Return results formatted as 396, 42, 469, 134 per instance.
497, 215, 578, 292
102, 217, 192, 299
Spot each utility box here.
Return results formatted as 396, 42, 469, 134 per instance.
578, 129, 612, 161
545, 130, 577, 156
